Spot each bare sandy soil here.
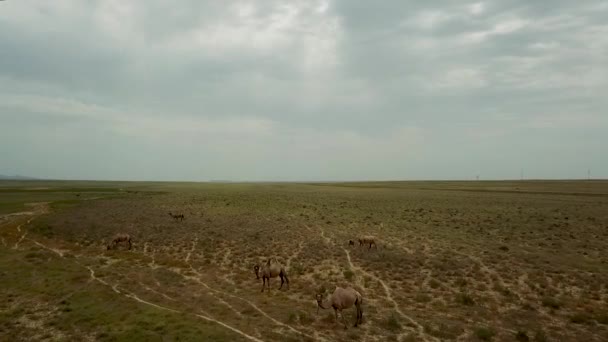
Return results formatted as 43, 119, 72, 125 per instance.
1, 181, 607, 341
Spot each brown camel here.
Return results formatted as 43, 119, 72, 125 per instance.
358, 236, 377, 249
107, 233, 132, 250
168, 212, 185, 221
316, 286, 363, 329
254, 257, 289, 292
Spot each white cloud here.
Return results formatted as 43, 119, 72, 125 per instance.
413, 10, 452, 29
468, 2, 485, 16
461, 18, 528, 43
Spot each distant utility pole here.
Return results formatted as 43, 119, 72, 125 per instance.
520, 168, 524, 180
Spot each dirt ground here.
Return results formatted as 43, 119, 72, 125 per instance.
1, 181, 607, 341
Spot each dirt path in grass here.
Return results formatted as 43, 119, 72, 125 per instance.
1, 201, 324, 342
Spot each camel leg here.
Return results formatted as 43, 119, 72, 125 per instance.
128, 240, 132, 250
261, 277, 266, 292
355, 304, 362, 327
279, 274, 284, 290
360, 303, 364, 325
340, 309, 348, 329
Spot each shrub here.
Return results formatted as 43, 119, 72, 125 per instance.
386, 313, 401, 332
541, 297, 561, 310
474, 327, 495, 341
515, 330, 530, 341
570, 312, 592, 325
533, 330, 547, 342
288, 312, 297, 323
456, 293, 475, 306
596, 312, 608, 325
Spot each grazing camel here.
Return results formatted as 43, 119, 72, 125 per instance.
358, 236, 377, 249
316, 286, 363, 329
348, 240, 355, 247
168, 212, 185, 221
107, 233, 132, 250
254, 258, 289, 292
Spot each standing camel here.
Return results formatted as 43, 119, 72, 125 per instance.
168, 212, 185, 221
107, 233, 132, 250
254, 258, 290, 292
358, 236, 377, 249
316, 286, 363, 329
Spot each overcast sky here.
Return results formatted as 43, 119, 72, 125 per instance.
1, 1, 606, 181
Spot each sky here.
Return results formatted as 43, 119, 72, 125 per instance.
1, 0, 607, 181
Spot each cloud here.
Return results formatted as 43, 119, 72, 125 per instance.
1, 0, 607, 180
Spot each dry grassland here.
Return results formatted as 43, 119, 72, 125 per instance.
1, 181, 607, 341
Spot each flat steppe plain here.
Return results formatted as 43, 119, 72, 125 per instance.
1, 180, 607, 341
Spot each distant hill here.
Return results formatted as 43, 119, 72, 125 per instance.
0, 174, 38, 180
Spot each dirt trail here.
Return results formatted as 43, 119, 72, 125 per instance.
314, 224, 436, 342
89, 265, 263, 342
184, 266, 318, 341
342, 248, 438, 341
196, 313, 265, 342
185, 236, 198, 263
452, 249, 524, 305
286, 241, 304, 269
2, 203, 269, 342
139, 281, 177, 301
13, 232, 28, 249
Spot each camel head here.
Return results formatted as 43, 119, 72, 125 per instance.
106, 244, 111, 250
348, 240, 355, 246
315, 293, 325, 314
253, 265, 260, 279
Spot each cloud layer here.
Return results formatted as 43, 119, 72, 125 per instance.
1, 0, 606, 181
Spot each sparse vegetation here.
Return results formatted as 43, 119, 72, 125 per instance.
570, 312, 593, 325
474, 326, 495, 341
534, 329, 548, 342
515, 330, 530, 341
541, 296, 561, 310
385, 312, 401, 332
1, 180, 607, 341
456, 292, 475, 306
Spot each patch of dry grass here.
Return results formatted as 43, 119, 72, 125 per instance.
1, 180, 608, 341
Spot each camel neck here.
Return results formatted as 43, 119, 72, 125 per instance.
318, 298, 331, 310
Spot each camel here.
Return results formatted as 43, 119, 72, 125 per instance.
358, 236, 377, 249
348, 240, 355, 246
168, 212, 184, 221
107, 233, 132, 250
254, 257, 289, 292
316, 286, 363, 329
